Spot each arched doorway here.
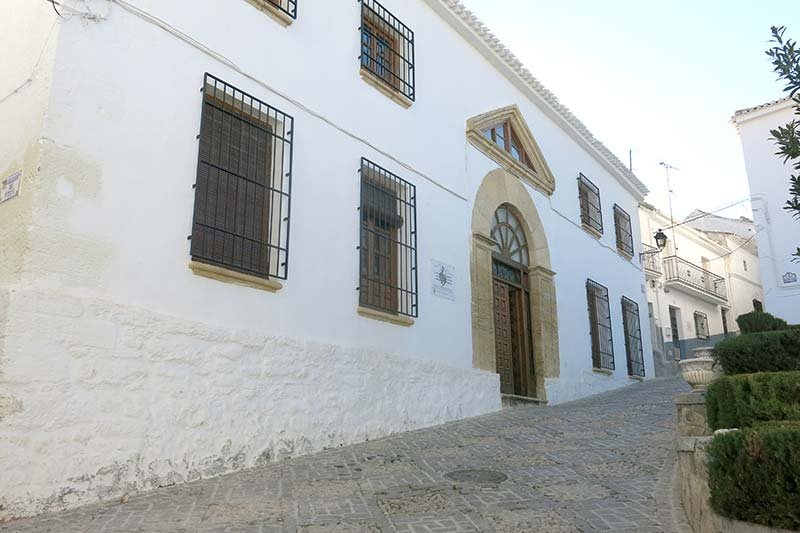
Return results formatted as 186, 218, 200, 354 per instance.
470, 169, 560, 401
490, 205, 534, 395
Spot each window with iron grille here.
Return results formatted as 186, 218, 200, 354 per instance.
586, 279, 615, 371
360, 0, 415, 102
578, 174, 603, 234
261, 0, 297, 20
621, 297, 645, 378
190, 73, 293, 281
613, 205, 634, 257
359, 158, 417, 317
694, 311, 709, 340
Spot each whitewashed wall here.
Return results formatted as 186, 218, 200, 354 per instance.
735, 101, 800, 323
722, 235, 764, 323
0, 0, 651, 518
0, 0, 60, 282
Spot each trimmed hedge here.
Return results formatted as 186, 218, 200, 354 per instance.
707, 422, 800, 530
706, 371, 800, 430
713, 328, 800, 375
736, 311, 789, 334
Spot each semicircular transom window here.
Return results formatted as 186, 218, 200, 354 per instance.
491, 205, 528, 266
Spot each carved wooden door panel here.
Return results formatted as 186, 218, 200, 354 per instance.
508, 287, 525, 395
493, 279, 514, 394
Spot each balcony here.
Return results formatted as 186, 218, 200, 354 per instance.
639, 244, 663, 279
663, 255, 728, 304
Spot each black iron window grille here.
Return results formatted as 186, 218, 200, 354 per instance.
264, 0, 297, 19
613, 205, 634, 257
359, 158, 418, 317
586, 279, 615, 371
190, 73, 294, 281
578, 173, 603, 234
359, 0, 415, 102
621, 297, 645, 378
694, 311, 709, 340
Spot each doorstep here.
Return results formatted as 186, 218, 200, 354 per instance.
501, 393, 548, 408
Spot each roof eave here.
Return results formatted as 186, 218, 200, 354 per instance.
731, 96, 795, 126
425, 0, 649, 199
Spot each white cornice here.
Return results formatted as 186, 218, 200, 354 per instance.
731, 96, 794, 126
424, 0, 649, 199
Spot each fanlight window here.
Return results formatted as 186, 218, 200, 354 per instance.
491, 205, 528, 266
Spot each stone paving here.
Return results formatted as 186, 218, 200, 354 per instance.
1, 378, 691, 532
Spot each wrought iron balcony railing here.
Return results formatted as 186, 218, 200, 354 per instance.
663, 255, 727, 301
639, 243, 662, 276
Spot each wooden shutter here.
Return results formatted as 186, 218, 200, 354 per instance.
578, 174, 603, 233
587, 283, 602, 369
622, 297, 645, 377
191, 84, 274, 278
587, 279, 615, 371
359, 158, 418, 317
614, 205, 634, 256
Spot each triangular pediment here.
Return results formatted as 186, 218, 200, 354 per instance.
467, 105, 556, 196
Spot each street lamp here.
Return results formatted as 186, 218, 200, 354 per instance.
642, 229, 668, 255
654, 229, 668, 251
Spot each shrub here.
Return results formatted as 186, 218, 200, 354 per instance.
713, 328, 800, 375
736, 311, 789, 334
707, 422, 800, 530
706, 372, 800, 430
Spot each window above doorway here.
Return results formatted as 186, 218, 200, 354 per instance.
491, 205, 529, 266
467, 105, 556, 196
483, 123, 534, 169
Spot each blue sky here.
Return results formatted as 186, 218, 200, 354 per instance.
463, 0, 800, 221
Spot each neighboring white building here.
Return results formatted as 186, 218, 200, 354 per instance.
0, 0, 654, 518
684, 209, 756, 241
732, 97, 800, 324
639, 203, 763, 377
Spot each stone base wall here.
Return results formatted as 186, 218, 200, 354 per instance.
675, 392, 792, 533
0, 287, 500, 521
677, 438, 793, 533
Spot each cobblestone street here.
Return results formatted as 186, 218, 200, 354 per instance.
2, 378, 690, 533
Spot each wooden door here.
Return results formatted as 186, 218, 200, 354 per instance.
508, 287, 526, 395
493, 279, 515, 394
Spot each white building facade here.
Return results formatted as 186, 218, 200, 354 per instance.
732, 98, 800, 324
639, 204, 763, 377
0, 0, 653, 518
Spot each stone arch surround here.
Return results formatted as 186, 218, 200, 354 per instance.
470, 168, 560, 401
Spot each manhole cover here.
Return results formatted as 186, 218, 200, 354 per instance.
444, 469, 508, 483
